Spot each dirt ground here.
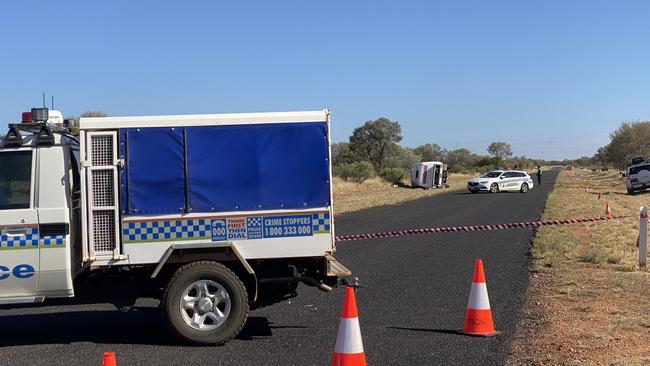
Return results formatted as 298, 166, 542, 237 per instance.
332, 173, 473, 214
507, 169, 650, 366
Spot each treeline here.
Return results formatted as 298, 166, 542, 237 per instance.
332, 117, 549, 183
589, 121, 650, 169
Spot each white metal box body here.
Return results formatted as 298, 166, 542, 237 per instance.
79, 110, 335, 267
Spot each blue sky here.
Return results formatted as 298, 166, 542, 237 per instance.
1, 0, 648, 160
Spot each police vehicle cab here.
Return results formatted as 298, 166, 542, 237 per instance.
0, 107, 350, 345
467, 170, 534, 193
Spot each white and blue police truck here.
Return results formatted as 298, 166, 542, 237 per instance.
0, 108, 350, 345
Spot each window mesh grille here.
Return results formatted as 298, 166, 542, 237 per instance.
88, 132, 118, 256
92, 210, 115, 253
91, 169, 114, 207
91, 135, 114, 166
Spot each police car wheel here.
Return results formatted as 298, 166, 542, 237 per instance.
520, 183, 529, 193
490, 183, 499, 193
162, 261, 249, 345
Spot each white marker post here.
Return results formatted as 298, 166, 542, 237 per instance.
640, 207, 648, 268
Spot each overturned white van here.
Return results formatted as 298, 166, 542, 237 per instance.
410, 161, 448, 189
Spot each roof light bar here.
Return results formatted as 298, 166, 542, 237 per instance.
31, 108, 49, 122
21, 112, 32, 123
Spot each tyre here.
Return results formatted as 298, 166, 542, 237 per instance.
470, 190, 478, 194
161, 261, 249, 345
490, 183, 499, 193
627, 189, 634, 195
520, 183, 529, 193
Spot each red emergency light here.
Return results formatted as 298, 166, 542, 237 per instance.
21, 112, 32, 123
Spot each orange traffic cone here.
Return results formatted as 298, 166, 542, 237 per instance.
460, 259, 500, 337
332, 287, 366, 366
605, 203, 613, 218
101, 352, 117, 366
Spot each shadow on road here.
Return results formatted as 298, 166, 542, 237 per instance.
236, 317, 307, 340
0, 307, 287, 346
386, 326, 461, 336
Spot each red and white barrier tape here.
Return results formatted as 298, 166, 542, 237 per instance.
334, 215, 628, 242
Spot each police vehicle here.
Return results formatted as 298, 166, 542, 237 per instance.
0, 107, 350, 345
626, 157, 650, 194
467, 170, 534, 193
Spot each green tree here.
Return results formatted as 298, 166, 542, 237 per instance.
385, 146, 420, 171
598, 121, 650, 168
331, 142, 358, 167
446, 148, 477, 173
379, 167, 404, 184
348, 117, 402, 171
487, 141, 513, 161
335, 161, 375, 183
413, 143, 447, 162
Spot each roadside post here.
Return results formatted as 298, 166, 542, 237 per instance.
640, 207, 648, 268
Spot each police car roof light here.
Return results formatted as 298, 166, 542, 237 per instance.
31, 107, 48, 122
21, 112, 32, 123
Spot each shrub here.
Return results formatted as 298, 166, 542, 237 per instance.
336, 161, 375, 183
379, 167, 404, 184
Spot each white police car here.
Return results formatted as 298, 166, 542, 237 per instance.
467, 170, 534, 193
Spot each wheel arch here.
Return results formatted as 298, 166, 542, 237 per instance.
151, 243, 257, 302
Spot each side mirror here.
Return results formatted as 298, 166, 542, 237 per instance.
499, 176, 505, 179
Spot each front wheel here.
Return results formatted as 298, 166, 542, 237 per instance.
520, 183, 529, 193
490, 183, 499, 193
162, 261, 249, 345
627, 189, 634, 195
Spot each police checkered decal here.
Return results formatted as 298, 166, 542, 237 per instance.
312, 212, 331, 233
123, 219, 211, 243
247, 217, 262, 226
0, 227, 65, 250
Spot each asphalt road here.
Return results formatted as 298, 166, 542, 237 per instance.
0, 170, 558, 366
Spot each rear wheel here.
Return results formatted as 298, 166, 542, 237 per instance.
520, 183, 529, 193
162, 261, 249, 345
490, 183, 499, 193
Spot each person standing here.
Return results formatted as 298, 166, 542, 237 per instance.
536, 165, 542, 185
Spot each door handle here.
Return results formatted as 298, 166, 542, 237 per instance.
4, 227, 27, 236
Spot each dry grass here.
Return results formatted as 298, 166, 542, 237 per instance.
508, 169, 650, 365
332, 174, 473, 215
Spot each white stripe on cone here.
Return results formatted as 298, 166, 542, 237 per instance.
334, 317, 364, 354
467, 283, 491, 310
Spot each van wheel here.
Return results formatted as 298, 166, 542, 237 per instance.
490, 183, 499, 193
520, 183, 529, 193
627, 189, 634, 195
162, 261, 248, 345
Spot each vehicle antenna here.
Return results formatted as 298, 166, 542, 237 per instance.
42, 92, 46, 108
51, 96, 54, 109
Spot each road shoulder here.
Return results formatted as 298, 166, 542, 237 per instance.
507, 169, 650, 365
